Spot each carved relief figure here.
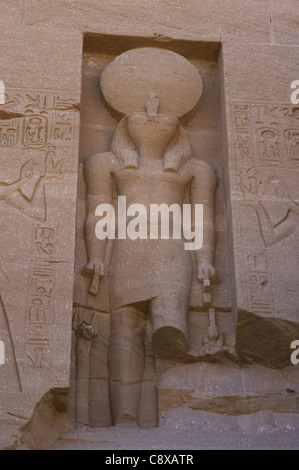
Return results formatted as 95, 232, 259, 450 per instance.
0, 148, 62, 224
79, 48, 218, 427
0, 146, 63, 385
0, 146, 63, 221
241, 176, 299, 246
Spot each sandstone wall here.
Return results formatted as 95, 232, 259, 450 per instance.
0, 0, 298, 449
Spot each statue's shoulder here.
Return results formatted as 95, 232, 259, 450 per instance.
84, 151, 119, 172
182, 158, 217, 182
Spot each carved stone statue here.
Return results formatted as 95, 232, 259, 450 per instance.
78, 48, 218, 427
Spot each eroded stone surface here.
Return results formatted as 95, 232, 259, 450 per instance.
0, 0, 298, 450
157, 363, 299, 415
51, 409, 299, 450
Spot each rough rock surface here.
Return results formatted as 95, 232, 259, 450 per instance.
50, 409, 299, 450
0, 0, 298, 450
157, 363, 299, 415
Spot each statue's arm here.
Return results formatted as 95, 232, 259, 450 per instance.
255, 202, 296, 247
1, 160, 47, 222
0, 156, 59, 222
82, 152, 115, 284
4, 181, 46, 221
189, 159, 217, 282
285, 198, 299, 217
0, 178, 28, 200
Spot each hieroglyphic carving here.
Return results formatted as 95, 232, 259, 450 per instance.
26, 261, 55, 369
257, 127, 282, 165
233, 104, 250, 130
25, 93, 50, 113
0, 87, 77, 376
53, 112, 73, 142
34, 225, 56, 259
236, 134, 252, 160
232, 104, 253, 166
284, 128, 299, 164
0, 119, 20, 147
25, 218, 58, 369
247, 252, 274, 316
238, 166, 259, 196
232, 101, 299, 169
23, 115, 48, 149
232, 101, 299, 316
0, 88, 78, 151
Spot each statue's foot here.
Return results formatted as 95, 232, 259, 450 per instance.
152, 326, 188, 360
115, 413, 137, 427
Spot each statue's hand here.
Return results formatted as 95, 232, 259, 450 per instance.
82, 259, 105, 278
240, 195, 261, 208
197, 262, 217, 283
19, 158, 47, 192
20, 159, 36, 181
82, 259, 105, 295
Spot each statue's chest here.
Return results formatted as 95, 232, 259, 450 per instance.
114, 169, 189, 201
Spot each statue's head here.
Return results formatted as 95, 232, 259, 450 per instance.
111, 96, 191, 173
126, 112, 179, 154
100, 48, 203, 172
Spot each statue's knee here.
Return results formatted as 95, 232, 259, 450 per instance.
111, 306, 145, 332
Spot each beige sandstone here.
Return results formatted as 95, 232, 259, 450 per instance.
0, 0, 298, 450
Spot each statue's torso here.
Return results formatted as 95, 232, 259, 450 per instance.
113, 166, 191, 208
109, 164, 193, 309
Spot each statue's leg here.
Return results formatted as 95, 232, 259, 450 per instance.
108, 305, 146, 426
75, 327, 92, 425
89, 312, 112, 427
150, 293, 189, 359
138, 318, 159, 428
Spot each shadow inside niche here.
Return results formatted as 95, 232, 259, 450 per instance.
18, 387, 69, 450
236, 310, 299, 369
